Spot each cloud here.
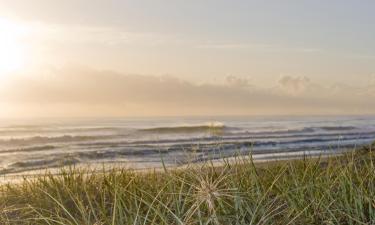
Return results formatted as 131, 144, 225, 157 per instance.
358, 75, 375, 97
370, 74, 375, 86
277, 75, 312, 94
1, 66, 374, 117
197, 42, 322, 53
275, 75, 368, 101
225, 75, 252, 88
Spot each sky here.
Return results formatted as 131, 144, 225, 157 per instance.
0, 0, 374, 117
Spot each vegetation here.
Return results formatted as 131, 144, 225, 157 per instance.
1, 143, 375, 225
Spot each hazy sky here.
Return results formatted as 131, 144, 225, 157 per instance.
0, 0, 374, 117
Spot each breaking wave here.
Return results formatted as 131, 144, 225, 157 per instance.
139, 122, 229, 133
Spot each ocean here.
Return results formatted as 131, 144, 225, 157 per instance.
0, 116, 375, 176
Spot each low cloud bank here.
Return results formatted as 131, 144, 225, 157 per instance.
0, 67, 374, 117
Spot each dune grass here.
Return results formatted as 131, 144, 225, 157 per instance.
1, 144, 375, 224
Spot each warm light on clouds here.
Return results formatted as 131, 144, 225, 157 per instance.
0, 1, 374, 117
0, 66, 374, 118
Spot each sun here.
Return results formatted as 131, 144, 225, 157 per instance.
0, 18, 29, 78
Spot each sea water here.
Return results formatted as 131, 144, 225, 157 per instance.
0, 116, 375, 176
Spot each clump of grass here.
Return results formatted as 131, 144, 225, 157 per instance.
1, 143, 375, 224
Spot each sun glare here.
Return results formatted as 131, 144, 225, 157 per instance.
0, 18, 29, 78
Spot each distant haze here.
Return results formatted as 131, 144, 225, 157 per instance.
0, 66, 374, 118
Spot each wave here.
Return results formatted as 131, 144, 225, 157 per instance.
0, 145, 56, 154
9, 157, 79, 169
231, 126, 358, 136
73, 130, 375, 149
0, 156, 80, 175
76, 136, 375, 159
0, 127, 129, 136
226, 127, 316, 136
318, 126, 357, 131
139, 122, 229, 134
224, 130, 374, 141
1, 138, 373, 176
140, 124, 358, 135
0, 135, 114, 145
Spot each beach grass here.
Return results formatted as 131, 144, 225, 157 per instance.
1, 143, 375, 224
